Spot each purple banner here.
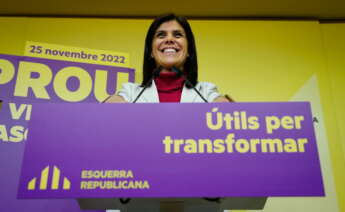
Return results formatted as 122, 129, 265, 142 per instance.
18, 102, 324, 198
0, 53, 134, 211
0, 53, 135, 103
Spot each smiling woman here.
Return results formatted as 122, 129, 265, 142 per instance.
151, 20, 189, 71
105, 14, 230, 103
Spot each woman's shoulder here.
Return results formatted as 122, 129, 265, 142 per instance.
195, 81, 218, 90
120, 82, 142, 90
105, 82, 141, 103
116, 82, 144, 102
196, 82, 234, 102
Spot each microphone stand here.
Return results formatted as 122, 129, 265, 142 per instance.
171, 67, 208, 103
132, 66, 163, 103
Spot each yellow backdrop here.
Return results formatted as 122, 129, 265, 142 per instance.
0, 17, 344, 212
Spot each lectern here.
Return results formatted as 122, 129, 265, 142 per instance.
18, 103, 324, 211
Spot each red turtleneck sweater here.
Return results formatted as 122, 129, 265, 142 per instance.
154, 72, 185, 102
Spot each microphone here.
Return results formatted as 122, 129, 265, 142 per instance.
132, 66, 163, 103
101, 95, 112, 103
171, 66, 208, 103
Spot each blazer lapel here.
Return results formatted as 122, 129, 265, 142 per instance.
180, 84, 198, 103
141, 81, 160, 103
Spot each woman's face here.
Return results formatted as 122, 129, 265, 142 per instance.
151, 20, 188, 70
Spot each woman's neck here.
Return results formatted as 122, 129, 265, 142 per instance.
154, 70, 185, 102
159, 66, 183, 73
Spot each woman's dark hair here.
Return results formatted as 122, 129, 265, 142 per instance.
142, 13, 198, 88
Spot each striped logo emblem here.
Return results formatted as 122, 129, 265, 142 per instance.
27, 166, 71, 190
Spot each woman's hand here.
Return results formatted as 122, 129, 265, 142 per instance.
104, 95, 128, 103
213, 94, 234, 102
213, 96, 230, 102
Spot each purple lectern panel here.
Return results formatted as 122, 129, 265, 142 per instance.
18, 102, 324, 198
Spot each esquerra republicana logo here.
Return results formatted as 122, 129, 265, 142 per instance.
27, 166, 71, 190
